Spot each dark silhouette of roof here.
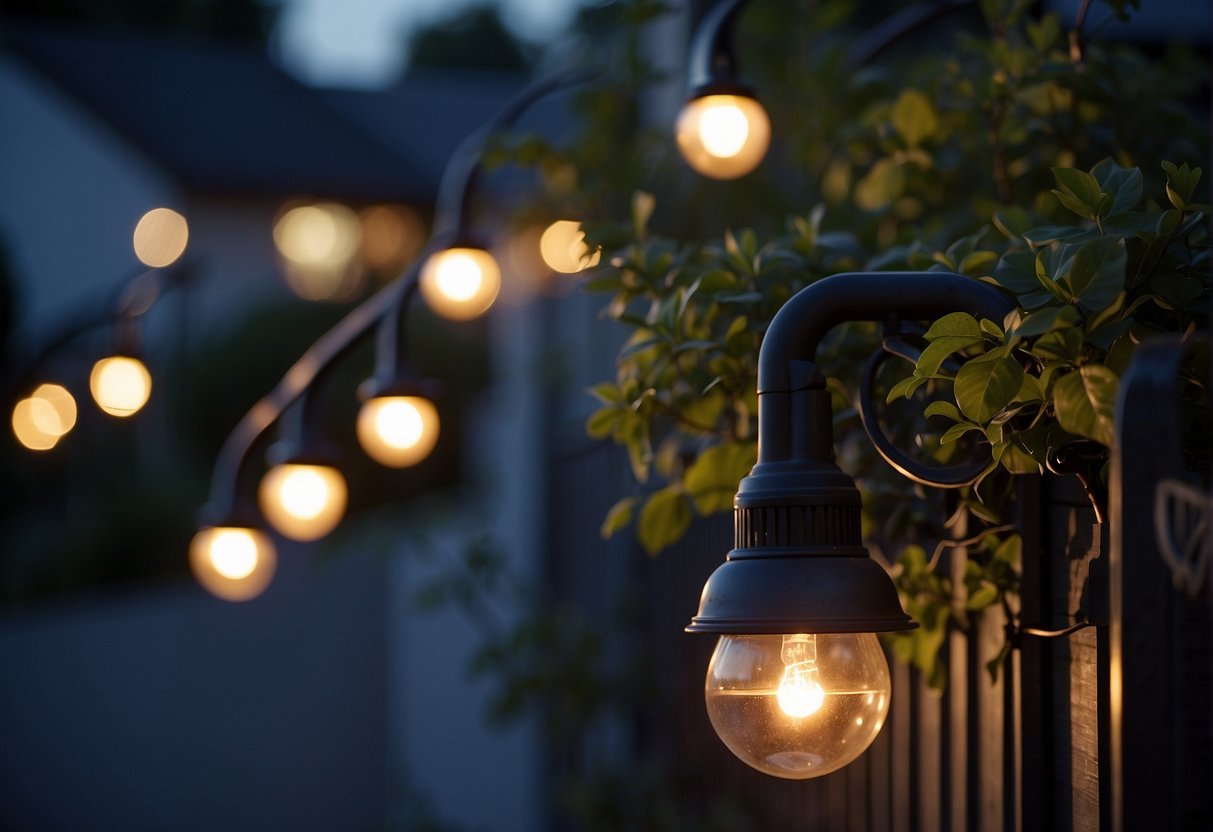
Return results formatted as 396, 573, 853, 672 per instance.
1, 20, 545, 204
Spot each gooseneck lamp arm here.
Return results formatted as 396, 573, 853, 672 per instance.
687, 0, 750, 95
756, 271, 1015, 464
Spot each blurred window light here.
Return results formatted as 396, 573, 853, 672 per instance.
359, 204, 426, 272
133, 207, 189, 268
274, 202, 365, 301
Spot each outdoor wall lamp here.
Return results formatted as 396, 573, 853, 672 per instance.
675, 0, 770, 180
192, 70, 593, 600
687, 270, 1013, 779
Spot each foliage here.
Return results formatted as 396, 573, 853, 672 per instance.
565, 0, 1209, 687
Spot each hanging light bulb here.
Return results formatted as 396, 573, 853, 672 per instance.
419, 246, 501, 320
357, 395, 440, 468
190, 523, 277, 602
676, 93, 771, 180
90, 355, 152, 417
704, 633, 890, 779
258, 461, 348, 542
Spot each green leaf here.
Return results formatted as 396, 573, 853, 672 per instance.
1031, 327, 1082, 362
683, 442, 757, 515
960, 250, 999, 277
1010, 305, 1080, 339
600, 497, 638, 539
954, 349, 1025, 424
925, 312, 983, 340
631, 191, 656, 238
925, 400, 962, 420
587, 382, 624, 404
890, 89, 940, 148
940, 421, 984, 444
915, 336, 980, 377
1051, 167, 1106, 219
1091, 159, 1143, 217
1053, 366, 1119, 447
993, 251, 1043, 294
966, 583, 999, 611
887, 374, 929, 402
1067, 237, 1126, 312
586, 407, 624, 439
638, 486, 692, 556
855, 158, 907, 212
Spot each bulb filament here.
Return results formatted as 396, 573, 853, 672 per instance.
776, 633, 825, 717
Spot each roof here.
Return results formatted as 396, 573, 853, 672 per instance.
1, 21, 556, 203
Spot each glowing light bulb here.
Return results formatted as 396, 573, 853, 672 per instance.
539, 220, 601, 274
704, 632, 890, 779
190, 525, 276, 602
356, 395, 440, 468
775, 634, 826, 717
258, 463, 348, 541
675, 94, 771, 180
419, 247, 501, 320
132, 207, 189, 268
90, 355, 152, 417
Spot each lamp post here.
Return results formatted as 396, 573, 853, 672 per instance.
687, 270, 1014, 778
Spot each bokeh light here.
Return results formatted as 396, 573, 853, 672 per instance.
190, 525, 277, 602
539, 220, 601, 274
356, 395, 439, 468
418, 246, 501, 320
90, 355, 152, 417
273, 202, 364, 301
132, 207, 189, 268
360, 204, 425, 271
676, 94, 771, 180
258, 463, 348, 541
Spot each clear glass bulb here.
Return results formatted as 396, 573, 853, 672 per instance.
419, 246, 501, 320
675, 94, 771, 180
189, 525, 277, 602
258, 463, 348, 541
356, 395, 440, 468
705, 632, 891, 779
90, 355, 152, 417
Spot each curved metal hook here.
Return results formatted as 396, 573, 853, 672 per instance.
857, 339, 989, 489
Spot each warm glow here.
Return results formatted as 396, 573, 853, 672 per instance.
357, 395, 440, 468
190, 525, 277, 602
273, 202, 364, 301
12, 398, 59, 450
675, 94, 771, 180
132, 207, 189, 268
539, 220, 601, 274
419, 247, 501, 320
360, 204, 425, 271
90, 356, 152, 417
258, 463, 348, 541
777, 671, 826, 718
705, 633, 890, 779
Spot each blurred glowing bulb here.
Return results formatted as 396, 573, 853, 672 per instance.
676, 94, 771, 179
274, 203, 364, 301
419, 247, 501, 320
90, 356, 152, 417
190, 525, 277, 602
705, 632, 890, 779
12, 397, 59, 450
133, 207, 189, 268
357, 396, 439, 468
539, 220, 601, 274
31, 384, 78, 436
259, 463, 348, 541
